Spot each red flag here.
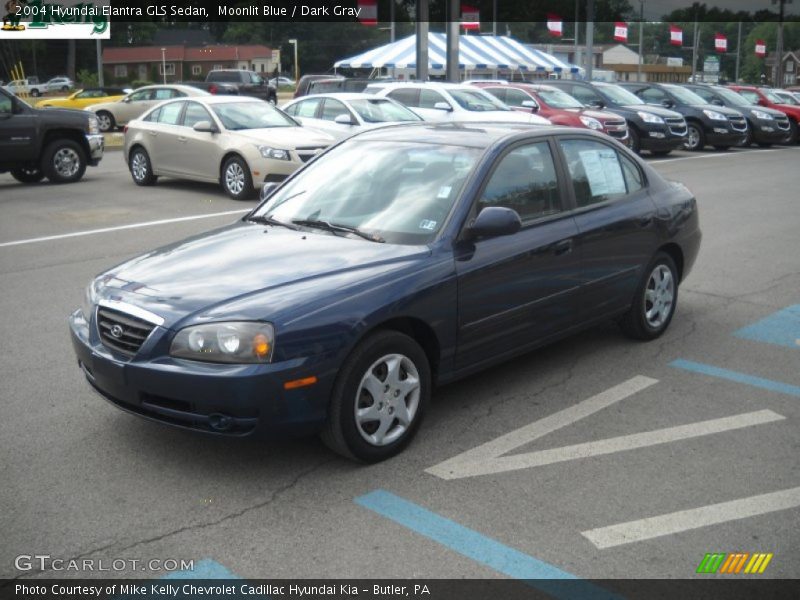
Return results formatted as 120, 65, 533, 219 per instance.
755, 39, 767, 58
714, 33, 727, 53
669, 25, 683, 46
547, 14, 563, 37
358, 0, 377, 26
461, 4, 480, 30
613, 22, 628, 43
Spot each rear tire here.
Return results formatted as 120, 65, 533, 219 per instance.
129, 147, 157, 186
42, 139, 87, 183
321, 331, 431, 462
620, 252, 679, 341
10, 166, 45, 183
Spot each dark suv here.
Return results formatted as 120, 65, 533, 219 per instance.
619, 82, 748, 151
547, 80, 687, 155
682, 84, 791, 147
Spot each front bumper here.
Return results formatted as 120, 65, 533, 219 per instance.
69, 310, 333, 437
704, 126, 747, 147
638, 121, 687, 151
85, 133, 104, 165
751, 119, 792, 143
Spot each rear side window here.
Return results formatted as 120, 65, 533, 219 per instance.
157, 102, 184, 125
387, 88, 420, 107
738, 90, 760, 104
292, 98, 321, 118
144, 107, 161, 122
479, 142, 562, 222
153, 88, 176, 100
559, 139, 634, 207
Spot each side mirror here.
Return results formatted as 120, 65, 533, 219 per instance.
334, 113, 355, 125
192, 120, 219, 133
123, 97, 132, 103
434, 101, 453, 112
260, 182, 279, 202
466, 207, 522, 239
710, 97, 724, 106
588, 99, 605, 109
521, 99, 539, 112
661, 99, 675, 108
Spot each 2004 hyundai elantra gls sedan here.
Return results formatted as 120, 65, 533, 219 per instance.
70, 122, 701, 462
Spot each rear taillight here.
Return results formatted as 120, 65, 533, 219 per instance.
209, 84, 218, 94
123, 125, 128, 134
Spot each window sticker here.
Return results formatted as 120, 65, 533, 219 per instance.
437, 185, 452, 199
419, 219, 438, 230
578, 148, 626, 197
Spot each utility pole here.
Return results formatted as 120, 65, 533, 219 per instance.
416, 0, 429, 81
585, 0, 595, 81
691, 20, 698, 81
637, 0, 644, 82
773, 0, 787, 86
390, 0, 395, 43
735, 20, 742, 82
96, 39, 103, 86
574, 0, 580, 75
446, 0, 460, 82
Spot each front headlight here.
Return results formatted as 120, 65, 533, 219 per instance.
87, 116, 100, 135
579, 115, 603, 130
752, 110, 773, 120
170, 322, 275, 364
637, 111, 664, 124
257, 146, 291, 161
702, 109, 727, 121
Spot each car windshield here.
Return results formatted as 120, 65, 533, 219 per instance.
348, 99, 422, 123
253, 141, 480, 244
763, 89, 785, 104
212, 102, 296, 130
448, 89, 510, 111
597, 84, 645, 105
775, 91, 799, 105
662, 84, 708, 105
710, 87, 751, 106
536, 88, 584, 109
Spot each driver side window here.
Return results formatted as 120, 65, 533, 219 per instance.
640, 88, 667, 104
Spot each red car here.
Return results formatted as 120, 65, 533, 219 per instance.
473, 82, 629, 144
728, 85, 800, 143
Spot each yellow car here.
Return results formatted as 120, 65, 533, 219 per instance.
36, 87, 130, 109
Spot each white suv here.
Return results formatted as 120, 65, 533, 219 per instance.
365, 82, 551, 125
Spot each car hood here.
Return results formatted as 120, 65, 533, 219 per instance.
692, 104, 745, 117
95, 222, 429, 327
85, 100, 120, 112
621, 104, 683, 118
458, 110, 550, 125
33, 106, 90, 121
229, 127, 334, 148
743, 105, 788, 118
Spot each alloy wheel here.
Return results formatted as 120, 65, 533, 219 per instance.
644, 264, 675, 329
225, 162, 245, 195
53, 147, 81, 178
131, 152, 148, 182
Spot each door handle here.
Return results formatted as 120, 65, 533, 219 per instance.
177, 136, 187, 143
639, 215, 654, 227
553, 239, 573, 256
148, 131, 157, 137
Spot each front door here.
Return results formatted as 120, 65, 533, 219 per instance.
455, 140, 582, 370
0, 90, 37, 162
171, 101, 219, 180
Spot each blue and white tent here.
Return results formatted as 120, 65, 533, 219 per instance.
334, 32, 580, 74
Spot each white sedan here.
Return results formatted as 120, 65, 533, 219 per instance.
364, 82, 551, 125
281, 93, 423, 140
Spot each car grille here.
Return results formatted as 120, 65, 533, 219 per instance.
728, 115, 748, 132
604, 119, 627, 138
295, 146, 327, 163
775, 116, 790, 130
97, 307, 156, 357
665, 117, 687, 136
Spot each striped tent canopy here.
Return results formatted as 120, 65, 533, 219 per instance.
334, 32, 580, 73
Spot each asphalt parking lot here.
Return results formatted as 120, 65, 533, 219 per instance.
1, 144, 799, 585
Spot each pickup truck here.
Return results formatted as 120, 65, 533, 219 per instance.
4, 78, 45, 97
0, 87, 104, 184
201, 69, 277, 104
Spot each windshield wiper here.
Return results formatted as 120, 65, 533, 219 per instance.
247, 214, 299, 230
292, 219, 385, 243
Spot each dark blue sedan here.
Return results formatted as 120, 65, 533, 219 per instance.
69, 122, 701, 462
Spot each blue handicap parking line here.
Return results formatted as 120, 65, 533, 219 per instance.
670, 359, 800, 397
734, 304, 800, 350
161, 558, 241, 579
356, 489, 621, 600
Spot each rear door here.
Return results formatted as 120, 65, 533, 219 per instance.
455, 139, 582, 370
146, 101, 186, 174
555, 137, 659, 317
115, 88, 154, 124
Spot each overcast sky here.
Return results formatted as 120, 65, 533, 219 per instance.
641, 0, 799, 20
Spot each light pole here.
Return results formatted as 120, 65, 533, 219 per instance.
288, 39, 298, 84
160, 47, 166, 84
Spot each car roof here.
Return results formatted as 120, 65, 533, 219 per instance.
348, 121, 564, 148
367, 81, 484, 91
163, 95, 271, 105
287, 93, 397, 103
133, 84, 208, 94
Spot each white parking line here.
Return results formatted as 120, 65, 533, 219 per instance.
582, 485, 800, 549
0, 210, 250, 248
652, 148, 780, 164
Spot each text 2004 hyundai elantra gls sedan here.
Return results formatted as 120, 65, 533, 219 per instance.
70, 122, 701, 462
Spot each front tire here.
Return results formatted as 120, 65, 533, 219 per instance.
684, 123, 705, 151
10, 166, 45, 183
96, 111, 115, 132
42, 139, 86, 183
620, 253, 679, 341
221, 156, 255, 200
30, 88, 40, 97
321, 331, 431, 462
628, 127, 641, 154
129, 147, 157, 186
